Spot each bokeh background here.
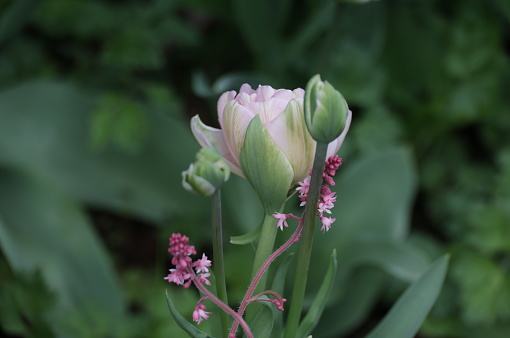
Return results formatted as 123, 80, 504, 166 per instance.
1, 0, 509, 337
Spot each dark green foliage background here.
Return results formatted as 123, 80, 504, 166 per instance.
0, 0, 509, 337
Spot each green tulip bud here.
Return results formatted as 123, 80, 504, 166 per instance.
182, 147, 230, 197
304, 74, 349, 144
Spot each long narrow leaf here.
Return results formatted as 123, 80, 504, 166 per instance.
365, 255, 449, 338
165, 290, 213, 338
297, 249, 338, 337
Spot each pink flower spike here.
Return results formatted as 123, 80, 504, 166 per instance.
192, 304, 212, 325
193, 253, 212, 273
320, 216, 335, 232
273, 212, 289, 231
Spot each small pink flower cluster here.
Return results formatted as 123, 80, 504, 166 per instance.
165, 234, 212, 288
275, 155, 342, 232
164, 234, 214, 324
192, 301, 212, 325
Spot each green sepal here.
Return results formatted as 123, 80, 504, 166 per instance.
239, 115, 294, 214
165, 290, 214, 338
297, 249, 338, 337
365, 255, 450, 338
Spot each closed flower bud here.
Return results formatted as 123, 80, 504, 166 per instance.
304, 74, 351, 144
182, 147, 230, 197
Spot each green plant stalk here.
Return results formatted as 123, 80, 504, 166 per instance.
251, 212, 280, 291
212, 190, 229, 337
245, 211, 280, 321
284, 142, 328, 338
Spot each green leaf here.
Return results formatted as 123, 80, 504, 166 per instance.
306, 148, 419, 337
245, 296, 275, 338
365, 255, 450, 338
0, 167, 124, 314
297, 249, 338, 337
341, 239, 430, 282
317, 268, 386, 337
0, 0, 40, 46
239, 116, 293, 214
230, 222, 262, 245
284, 1, 336, 63
0, 81, 205, 222
330, 147, 417, 241
165, 290, 213, 338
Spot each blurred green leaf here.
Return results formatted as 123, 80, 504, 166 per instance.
365, 255, 449, 338
284, 1, 336, 65
0, 167, 124, 315
232, 0, 288, 70
340, 240, 430, 282
0, 0, 40, 46
0, 265, 55, 337
91, 92, 148, 154
297, 249, 337, 337
316, 267, 386, 337
0, 81, 206, 222
330, 147, 417, 241
453, 251, 510, 324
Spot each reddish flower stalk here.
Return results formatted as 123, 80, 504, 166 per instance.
229, 215, 305, 336
165, 233, 253, 337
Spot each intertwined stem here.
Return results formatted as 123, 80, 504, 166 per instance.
230, 214, 304, 336
190, 268, 253, 338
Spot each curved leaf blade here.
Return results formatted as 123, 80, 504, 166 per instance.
165, 290, 213, 338
297, 249, 338, 337
365, 255, 450, 338
230, 222, 262, 245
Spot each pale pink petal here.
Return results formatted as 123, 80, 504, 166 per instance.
247, 98, 292, 125
239, 83, 255, 95
265, 99, 316, 184
190, 115, 244, 177
221, 101, 255, 161
292, 88, 305, 98
272, 89, 294, 100
217, 90, 236, 123
326, 109, 352, 158
255, 85, 276, 101
236, 92, 252, 105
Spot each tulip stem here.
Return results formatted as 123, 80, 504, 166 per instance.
284, 142, 328, 338
246, 211, 280, 320
212, 190, 229, 337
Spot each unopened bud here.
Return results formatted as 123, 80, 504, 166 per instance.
304, 74, 349, 144
182, 147, 230, 196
